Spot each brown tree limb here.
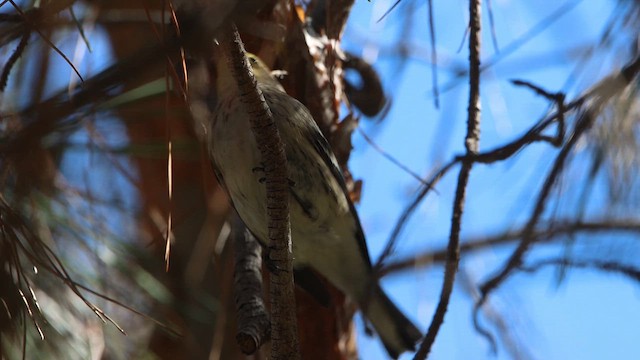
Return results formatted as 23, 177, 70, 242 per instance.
385, 54, 640, 273
520, 258, 640, 282
475, 53, 640, 345
414, 1, 482, 358
381, 219, 640, 276
219, 24, 299, 360
232, 217, 270, 354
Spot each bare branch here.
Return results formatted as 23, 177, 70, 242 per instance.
520, 258, 640, 283
219, 24, 298, 360
381, 218, 640, 275
414, 1, 482, 358
475, 53, 640, 341
233, 218, 270, 354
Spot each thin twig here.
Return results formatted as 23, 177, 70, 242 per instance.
376, 159, 457, 271
377, 0, 403, 23
435, 0, 584, 96
8, 0, 84, 81
475, 53, 640, 346
381, 218, 640, 276
0, 29, 29, 91
3, 38, 179, 154
486, 0, 499, 53
473, 109, 596, 345
388, 54, 640, 267
356, 126, 425, 184
0, 197, 158, 339
520, 258, 640, 282
414, 1, 482, 358
427, 0, 439, 108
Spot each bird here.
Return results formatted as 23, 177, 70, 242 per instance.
207, 52, 421, 358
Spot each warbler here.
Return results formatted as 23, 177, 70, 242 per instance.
208, 53, 421, 358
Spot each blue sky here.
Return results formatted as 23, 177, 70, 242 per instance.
11, 0, 638, 358
342, 0, 640, 359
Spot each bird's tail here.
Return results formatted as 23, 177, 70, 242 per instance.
362, 285, 422, 359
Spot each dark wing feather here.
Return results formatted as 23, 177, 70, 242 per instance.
270, 90, 372, 269
306, 127, 372, 269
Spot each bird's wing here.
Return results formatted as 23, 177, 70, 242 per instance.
265, 89, 372, 269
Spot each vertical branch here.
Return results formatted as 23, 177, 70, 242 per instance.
233, 217, 270, 354
465, 0, 482, 155
427, 0, 439, 108
219, 24, 299, 360
414, 0, 482, 358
